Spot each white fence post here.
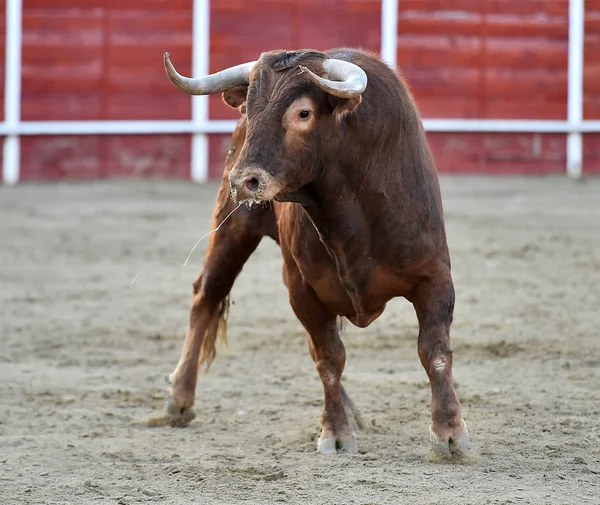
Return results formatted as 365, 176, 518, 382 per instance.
190, 0, 210, 183
567, 0, 585, 178
380, 0, 398, 69
2, 0, 23, 185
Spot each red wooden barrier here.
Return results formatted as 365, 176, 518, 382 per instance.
0, 0, 6, 123
1, 0, 598, 179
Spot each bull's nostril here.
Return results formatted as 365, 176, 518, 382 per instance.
246, 178, 259, 193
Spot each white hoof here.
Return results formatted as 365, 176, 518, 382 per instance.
317, 436, 338, 454
430, 419, 470, 457
339, 434, 358, 453
317, 433, 358, 454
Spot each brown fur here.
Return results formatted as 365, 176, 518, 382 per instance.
195, 287, 229, 373
157, 48, 468, 455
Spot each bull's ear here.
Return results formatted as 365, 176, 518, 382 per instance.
332, 95, 362, 120
222, 85, 249, 109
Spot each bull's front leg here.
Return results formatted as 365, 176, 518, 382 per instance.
411, 265, 470, 457
305, 329, 365, 432
145, 182, 265, 428
287, 268, 357, 454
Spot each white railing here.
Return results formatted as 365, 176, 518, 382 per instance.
1, 0, 594, 184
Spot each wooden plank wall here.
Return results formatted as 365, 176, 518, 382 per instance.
1, 0, 598, 179
404, 0, 599, 173
584, 0, 600, 171
19, 0, 192, 179
399, 0, 568, 173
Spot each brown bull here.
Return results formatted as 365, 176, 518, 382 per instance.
152, 47, 470, 456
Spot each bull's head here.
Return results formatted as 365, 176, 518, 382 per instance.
163, 49, 367, 204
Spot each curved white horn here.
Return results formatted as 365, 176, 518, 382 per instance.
299, 59, 367, 99
164, 52, 256, 95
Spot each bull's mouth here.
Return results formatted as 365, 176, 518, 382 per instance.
237, 195, 262, 208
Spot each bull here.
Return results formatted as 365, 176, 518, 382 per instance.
152, 47, 470, 457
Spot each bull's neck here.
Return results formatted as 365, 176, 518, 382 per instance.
292, 179, 359, 242
294, 180, 374, 324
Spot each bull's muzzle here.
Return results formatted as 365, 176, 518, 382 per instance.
228, 166, 281, 204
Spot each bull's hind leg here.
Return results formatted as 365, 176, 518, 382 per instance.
411, 265, 470, 457
288, 273, 356, 454
146, 182, 268, 428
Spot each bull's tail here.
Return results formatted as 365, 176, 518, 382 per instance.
198, 294, 231, 373
341, 385, 366, 431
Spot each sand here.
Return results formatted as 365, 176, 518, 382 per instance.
1, 176, 599, 504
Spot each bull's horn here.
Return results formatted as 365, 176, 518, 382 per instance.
299, 59, 367, 99
163, 52, 256, 95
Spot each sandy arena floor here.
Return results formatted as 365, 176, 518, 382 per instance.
1, 176, 599, 504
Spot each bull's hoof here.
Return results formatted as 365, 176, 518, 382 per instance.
140, 398, 196, 428
429, 419, 470, 458
317, 433, 358, 454
142, 409, 196, 428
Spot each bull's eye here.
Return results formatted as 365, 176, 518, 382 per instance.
298, 110, 311, 119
